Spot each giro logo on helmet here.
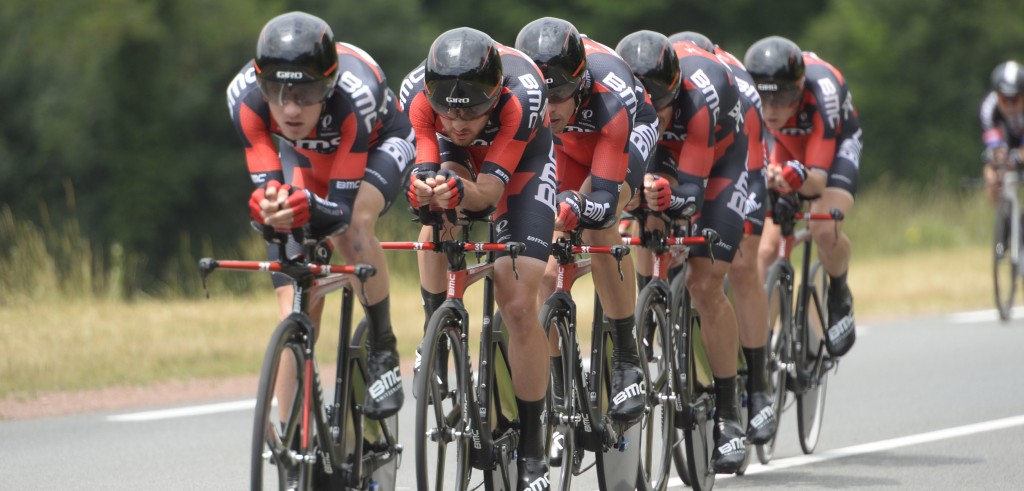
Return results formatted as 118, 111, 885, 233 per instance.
276, 71, 306, 80
756, 83, 780, 92
445, 96, 471, 104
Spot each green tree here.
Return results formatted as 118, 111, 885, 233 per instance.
804, 0, 1024, 187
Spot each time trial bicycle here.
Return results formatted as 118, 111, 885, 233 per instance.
761, 193, 844, 460
199, 227, 401, 491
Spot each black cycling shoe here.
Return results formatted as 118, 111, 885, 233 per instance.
607, 359, 646, 425
517, 456, 551, 491
711, 418, 747, 474
825, 282, 856, 357
363, 349, 404, 420
746, 391, 777, 445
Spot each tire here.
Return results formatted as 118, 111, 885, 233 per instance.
414, 307, 472, 491
635, 285, 676, 491
994, 198, 1016, 321
352, 320, 399, 490
540, 301, 579, 491
251, 316, 316, 491
735, 351, 751, 476
595, 326, 644, 491
673, 286, 715, 491
796, 261, 829, 455
757, 261, 792, 465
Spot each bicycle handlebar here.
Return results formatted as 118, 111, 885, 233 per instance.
198, 257, 376, 299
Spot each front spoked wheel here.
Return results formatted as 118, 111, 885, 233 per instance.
541, 302, 579, 491
636, 286, 675, 491
414, 307, 472, 491
251, 316, 316, 491
993, 197, 1017, 321
796, 261, 829, 454
758, 261, 792, 464
675, 289, 715, 491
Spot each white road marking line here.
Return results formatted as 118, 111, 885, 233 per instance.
949, 307, 1024, 323
653, 414, 1024, 489
107, 399, 255, 422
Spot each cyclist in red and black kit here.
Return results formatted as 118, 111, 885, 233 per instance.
400, 27, 555, 491
228, 12, 414, 420
515, 17, 659, 435
669, 30, 778, 447
618, 30, 750, 474
980, 60, 1024, 204
744, 36, 861, 359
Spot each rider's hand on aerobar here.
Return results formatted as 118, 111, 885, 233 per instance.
556, 190, 586, 231
771, 192, 799, 225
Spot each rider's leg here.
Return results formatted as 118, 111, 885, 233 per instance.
730, 233, 777, 443
495, 255, 550, 468
333, 182, 404, 419
810, 186, 856, 356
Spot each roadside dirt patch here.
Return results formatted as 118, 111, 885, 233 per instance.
0, 374, 260, 421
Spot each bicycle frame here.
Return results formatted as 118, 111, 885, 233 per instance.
548, 234, 632, 453
200, 236, 398, 490
771, 209, 842, 393
408, 210, 526, 490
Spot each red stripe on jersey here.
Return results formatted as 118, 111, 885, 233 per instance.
240, 104, 283, 174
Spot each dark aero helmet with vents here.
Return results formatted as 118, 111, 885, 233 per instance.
515, 17, 587, 103
424, 27, 504, 119
744, 36, 805, 106
615, 30, 681, 110
254, 11, 339, 106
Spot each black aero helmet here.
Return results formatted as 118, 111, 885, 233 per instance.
615, 30, 681, 110
515, 17, 587, 103
991, 61, 1023, 98
744, 36, 804, 105
668, 31, 714, 54
255, 11, 339, 106
425, 27, 504, 119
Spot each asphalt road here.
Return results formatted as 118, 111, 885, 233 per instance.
3, 308, 1024, 490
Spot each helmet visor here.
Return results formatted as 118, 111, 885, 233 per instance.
650, 90, 677, 111
428, 97, 497, 121
755, 82, 802, 107
259, 79, 334, 106
548, 80, 583, 104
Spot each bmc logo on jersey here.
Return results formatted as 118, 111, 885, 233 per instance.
276, 71, 305, 80
446, 96, 471, 104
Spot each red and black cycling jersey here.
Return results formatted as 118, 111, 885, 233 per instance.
227, 42, 410, 208
980, 91, 1024, 150
660, 40, 744, 181
399, 43, 548, 185
769, 52, 861, 174
715, 46, 768, 233
714, 47, 766, 176
556, 36, 659, 225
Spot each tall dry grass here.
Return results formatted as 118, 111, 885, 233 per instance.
0, 183, 999, 400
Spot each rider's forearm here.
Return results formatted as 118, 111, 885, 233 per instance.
461, 174, 505, 213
